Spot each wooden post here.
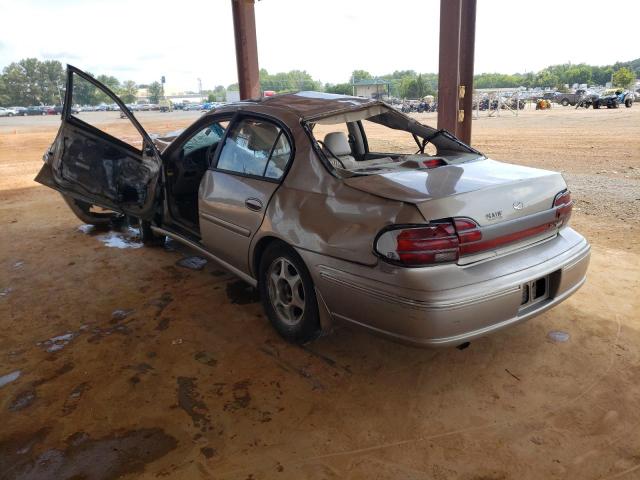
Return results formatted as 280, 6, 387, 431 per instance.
437, 0, 462, 136
458, 0, 477, 144
231, 0, 260, 100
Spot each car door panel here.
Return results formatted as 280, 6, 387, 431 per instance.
34, 65, 162, 218
196, 115, 293, 275
199, 170, 279, 274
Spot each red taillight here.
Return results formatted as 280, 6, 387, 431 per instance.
376, 223, 458, 266
422, 158, 446, 169
376, 191, 573, 267
554, 190, 572, 226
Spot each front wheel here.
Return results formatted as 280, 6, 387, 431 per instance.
61, 194, 117, 226
259, 242, 320, 343
561, 99, 569, 106
625, 99, 633, 108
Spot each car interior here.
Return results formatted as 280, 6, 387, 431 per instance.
314, 119, 441, 175
165, 121, 227, 227
164, 118, 291, 233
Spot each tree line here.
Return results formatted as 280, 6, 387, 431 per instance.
1, 57, 637, 107
327, 60, 638, 98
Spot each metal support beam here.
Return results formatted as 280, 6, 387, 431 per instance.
231, 0, 260, 100
437, 0, 477, 145
458, 0, 477, 144
437, 0, 461, 136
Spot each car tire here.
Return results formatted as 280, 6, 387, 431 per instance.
561, 99, 569, 106
593, 102, 600, 109
23, 112, 28, 116
139, 219, 165, 246
259, 242, 320, 344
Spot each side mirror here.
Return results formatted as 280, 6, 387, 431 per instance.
143, 143, 155, 157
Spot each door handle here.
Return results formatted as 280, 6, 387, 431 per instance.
245, 198, 263, 211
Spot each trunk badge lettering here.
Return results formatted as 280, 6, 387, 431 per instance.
485, 210, 502, 220
513, 201, 524, 210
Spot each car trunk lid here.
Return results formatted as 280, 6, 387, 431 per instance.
343, 158, 567, 226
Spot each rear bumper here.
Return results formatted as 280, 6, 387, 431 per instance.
300, 228, 591, 348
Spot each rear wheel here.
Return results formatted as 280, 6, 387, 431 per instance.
259, 242, 320, 343
625, 99, 633, 108
561, 98, 569, 106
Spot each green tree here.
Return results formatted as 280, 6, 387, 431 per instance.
324, 82, 352, 95
38, 60, 65, 105
148, 81, 163, 103
0, 74, 8, 105
72, 73, 98, 106
119, 80, 138, 103
212, 85, 226, 101
94, 74, 120, 103
564, 64, 592, 85
612, 67, 634, 88
351, 69, 372, 82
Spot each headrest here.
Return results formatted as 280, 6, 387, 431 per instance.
323, 132, 351, 156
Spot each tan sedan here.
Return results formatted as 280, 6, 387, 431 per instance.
36, 67, 590, 347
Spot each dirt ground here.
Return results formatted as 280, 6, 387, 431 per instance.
1, 106, 639, 480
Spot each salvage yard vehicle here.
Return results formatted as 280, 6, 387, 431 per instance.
23, 106, 46, 116
592, 89, 633, 109
556, 89, 589, 106
0, 106, 18, 117
36, 66, 591, 348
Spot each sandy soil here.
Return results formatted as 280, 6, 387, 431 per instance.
1, 107, 639, 480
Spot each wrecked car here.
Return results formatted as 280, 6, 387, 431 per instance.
36, 66, 591, 348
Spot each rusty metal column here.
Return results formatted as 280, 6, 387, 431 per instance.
458, 0, 477, 144
232, 0, 260, 99
437, 0, 462, 136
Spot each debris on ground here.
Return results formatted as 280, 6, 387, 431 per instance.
176, 256, 208, 271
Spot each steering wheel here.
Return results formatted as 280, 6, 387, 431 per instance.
317, 140, 346, 169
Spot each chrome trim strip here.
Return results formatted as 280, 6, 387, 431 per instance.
334, 275, 587, 347
150, 226, 257, 287
318, 265, 519, 311
200, 212, 251, 237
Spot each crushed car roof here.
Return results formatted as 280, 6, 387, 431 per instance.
223, 91, 381, 120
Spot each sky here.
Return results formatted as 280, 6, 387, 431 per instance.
0, 0, 638, 92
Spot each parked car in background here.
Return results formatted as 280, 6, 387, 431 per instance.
555, 90, 588, 106
0, 107, 18, 117
592, 89, 633, 109
10, 107, 27, 115
53, 105, 80, 115
37, 66, 591, 348
159, 99, 173, 112
24, 106, 46, 116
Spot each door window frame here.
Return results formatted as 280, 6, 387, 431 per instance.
210, 112, 295, 184
63, 65, 159, 157
160, 112, 234, 161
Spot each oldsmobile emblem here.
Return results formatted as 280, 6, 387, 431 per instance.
513, 201, 524, 210
485, 210, 502, 220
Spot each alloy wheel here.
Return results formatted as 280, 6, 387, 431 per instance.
267, 257, 305, 326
